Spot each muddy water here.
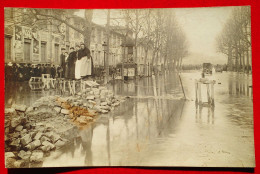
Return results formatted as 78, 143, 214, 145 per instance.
40, 71, 254, 167
5, 71, 254, 167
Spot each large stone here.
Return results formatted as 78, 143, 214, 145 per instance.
5, 152, 15, 159
55, 140, 65, 147
101, 110, 109, 114
40, 145, 51, 152
40, 136, 51, 143
15, 125, 23, 132
18, 150, 31, 161
61, 109, 70, 115
10, 138, 21, 148
21, 134, 32, 146
54, 107, 61, 113
26, 140, 41, 150
12, 104, 27, 112
11, 117, 21, 128
30, 151, 44, 163
14, 160, 26, 168
20, 129, 28, 137
86, 95, 95, 100
33, 132, 43, 140
5, 108, 16, 115
100, 105, 110, 111
42, 141, 55, 150
44, 132, 54, 138
52, 134, 61, 143
12, 132, 20, 138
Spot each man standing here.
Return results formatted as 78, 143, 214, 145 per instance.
51, 64, 56, 79
67, 47, 77, 79
60, 48, 66, 78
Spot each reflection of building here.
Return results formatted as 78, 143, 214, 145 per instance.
4, 8, 125, 67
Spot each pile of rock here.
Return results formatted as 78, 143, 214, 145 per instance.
5, 104, 70, 168
51, 86, 126, 124
5, 85, 126, 168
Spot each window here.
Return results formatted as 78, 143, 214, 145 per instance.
24, 39, 31, 62
41, 42, 47, 62
4, 36, 12, 62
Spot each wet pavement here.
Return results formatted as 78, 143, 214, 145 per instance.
5, 71, 255, 167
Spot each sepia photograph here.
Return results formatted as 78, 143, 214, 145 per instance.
4, 6, 254, 168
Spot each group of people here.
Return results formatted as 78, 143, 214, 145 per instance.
5, 63, 61, 82
60, 43, 93, 80
5, 43, 94, 82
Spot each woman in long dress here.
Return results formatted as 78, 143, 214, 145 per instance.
78, 43, 93, 79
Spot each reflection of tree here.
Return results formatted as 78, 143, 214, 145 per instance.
228, 73, 252, 97
80, 125, 93, 166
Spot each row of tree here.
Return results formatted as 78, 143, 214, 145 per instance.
216, 6, 251, 73
117, 9, 189, 73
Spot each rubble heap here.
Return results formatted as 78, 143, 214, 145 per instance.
5, 86, 126, 168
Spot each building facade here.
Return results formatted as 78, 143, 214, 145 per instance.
4, 8, 125, 68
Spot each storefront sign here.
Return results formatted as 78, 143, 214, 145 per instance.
15, 26, 22, 41
23, 28, 32, 39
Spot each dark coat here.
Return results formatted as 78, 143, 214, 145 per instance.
78, 47, 90, 60
60, 54, 66, 77
67, 51, 77, 79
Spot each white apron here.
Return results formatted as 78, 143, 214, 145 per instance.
80, 56, 92, 77
75, 59, 81, 79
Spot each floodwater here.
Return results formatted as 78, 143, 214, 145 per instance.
5, 71, 255, 167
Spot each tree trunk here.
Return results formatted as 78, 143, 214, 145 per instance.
104, 9, 110, 84
84, 9, 93, 48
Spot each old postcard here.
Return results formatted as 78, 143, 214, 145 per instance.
4, 7, 254, 168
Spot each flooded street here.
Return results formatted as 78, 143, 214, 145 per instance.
5, 71, 255, 167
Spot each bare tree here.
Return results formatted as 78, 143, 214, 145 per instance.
216, 6, 251, 73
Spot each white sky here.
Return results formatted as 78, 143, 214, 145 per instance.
75, 7, 235, 64
174, 7, 233, 56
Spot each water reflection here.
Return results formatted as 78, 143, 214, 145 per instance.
195, 104, 215, 125
42, 84, 186, 167
5, 81, 58, 107
228, 72, 252, 97
5, 71, 254, 167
